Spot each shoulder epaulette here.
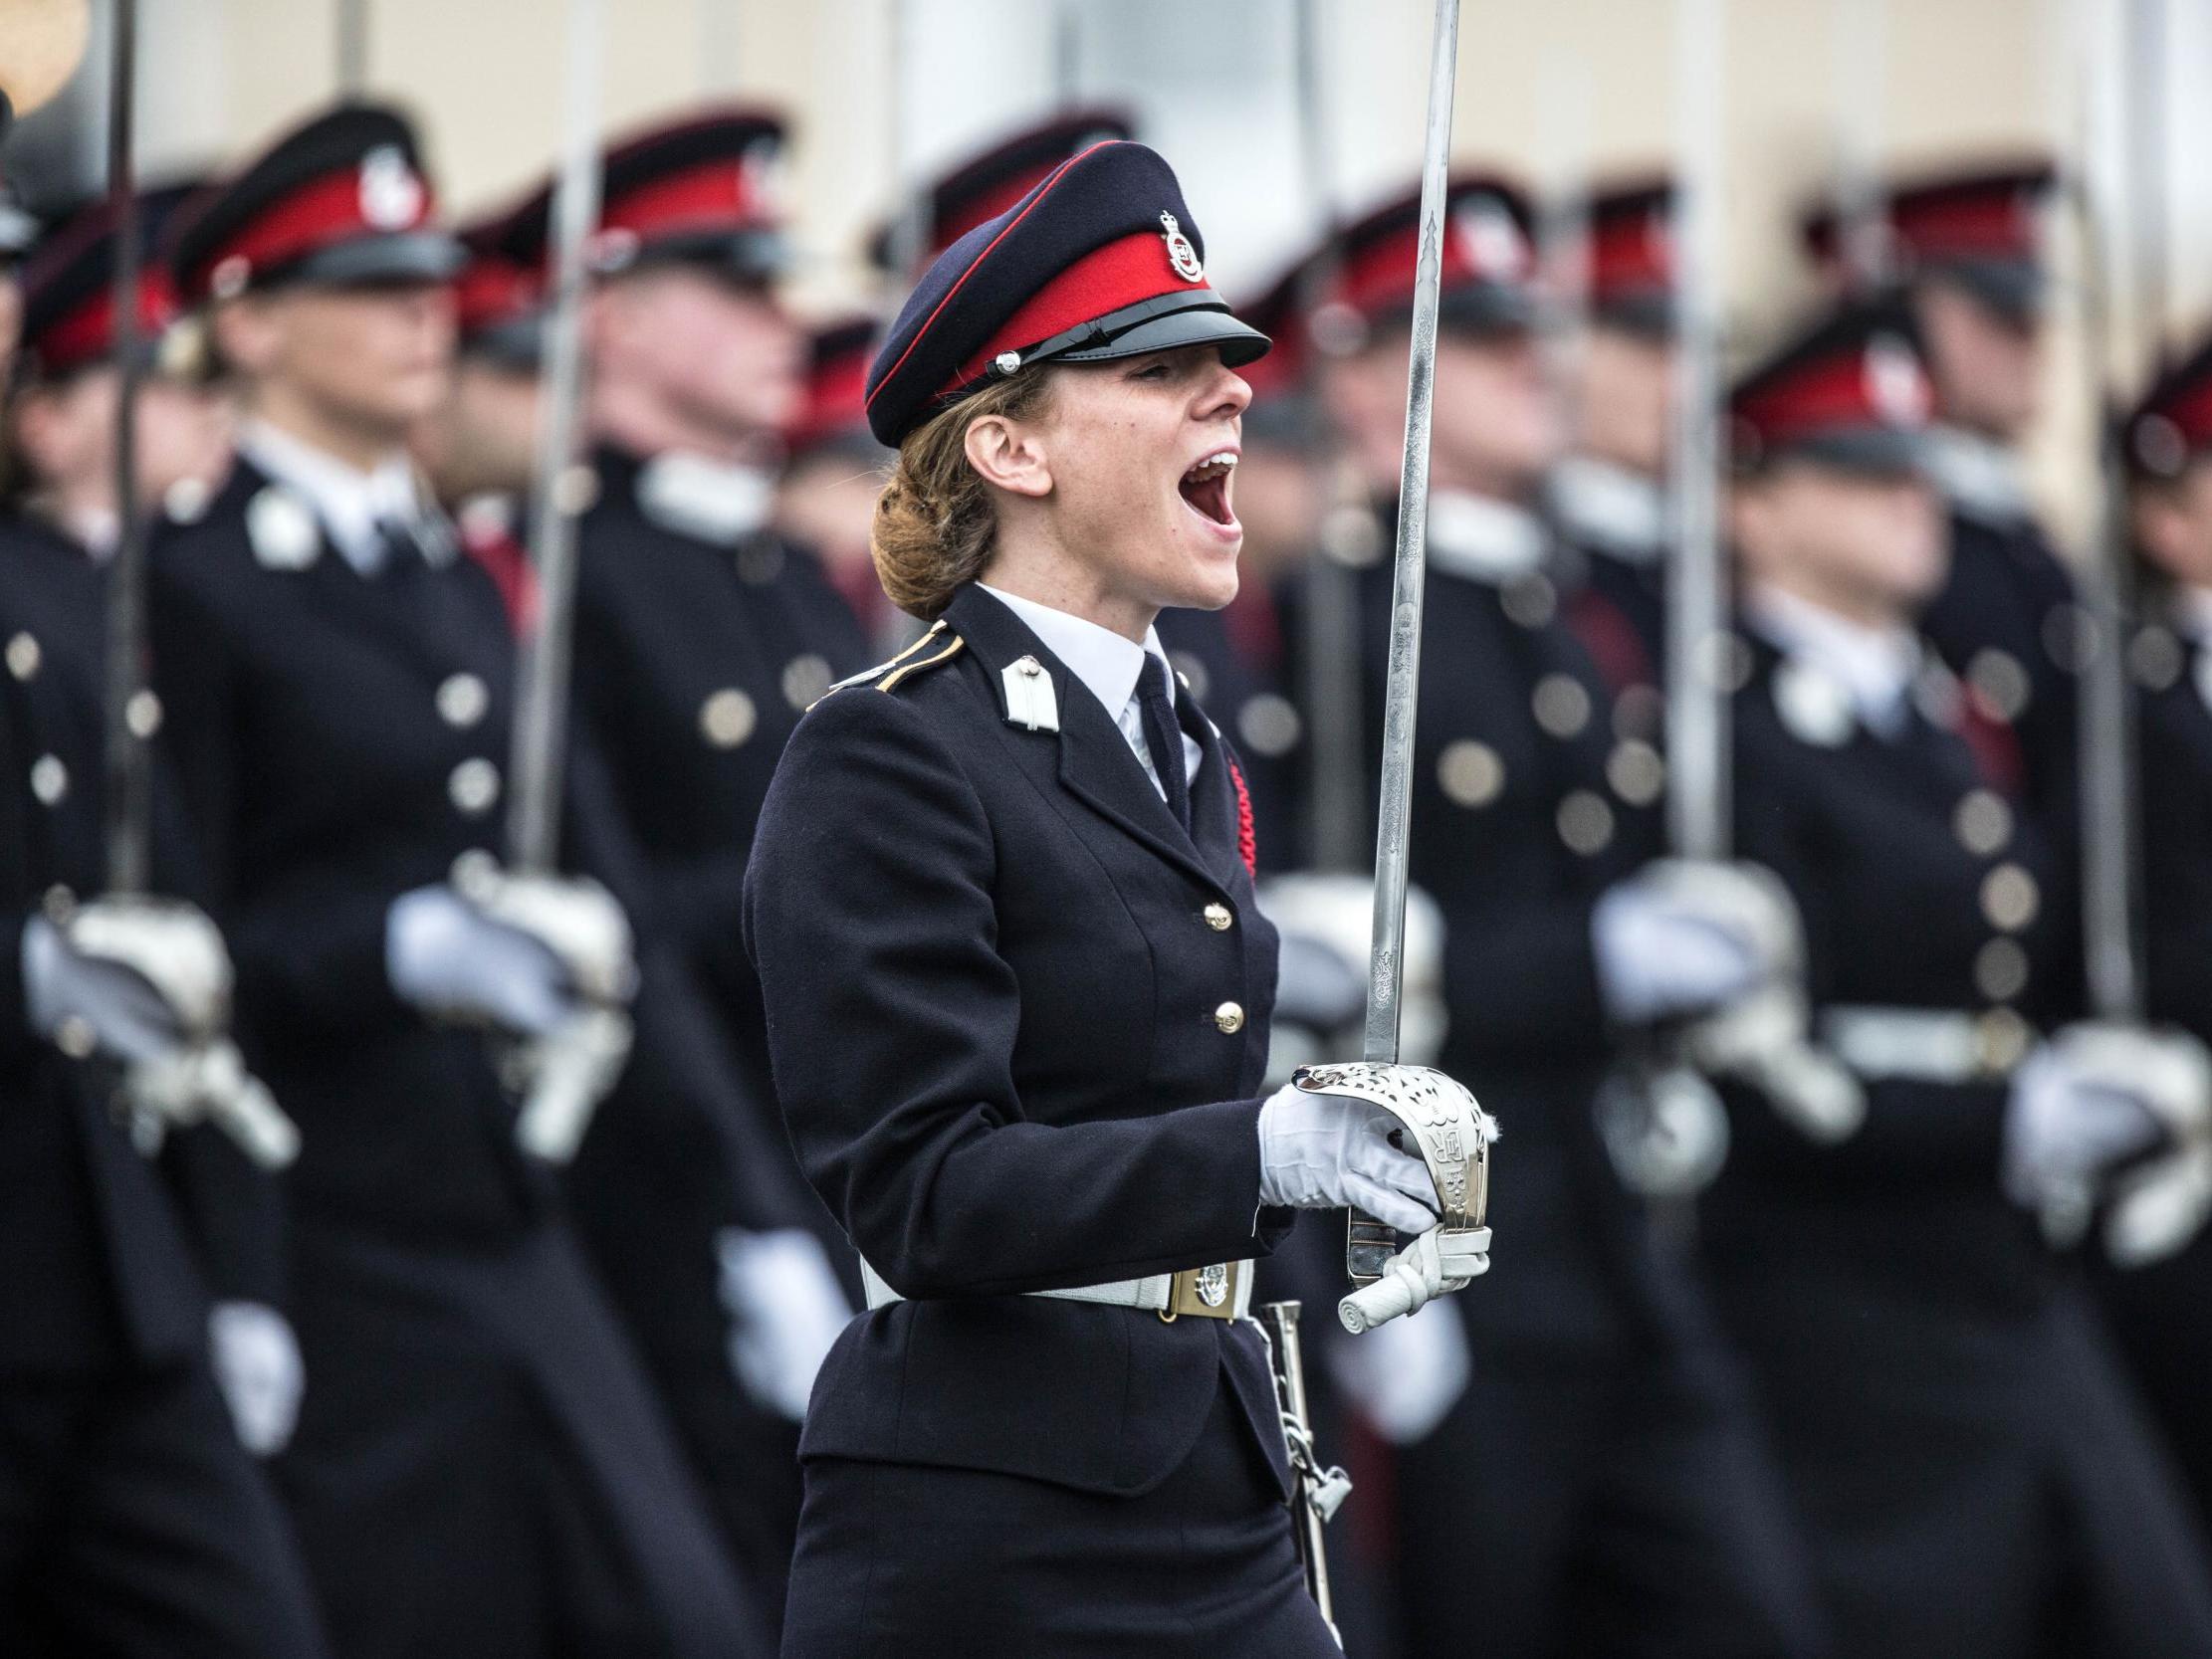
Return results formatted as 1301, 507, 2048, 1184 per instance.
809, 618, 968, 709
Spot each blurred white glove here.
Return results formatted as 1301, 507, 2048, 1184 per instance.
1326, 1296, 1471, 1443
208, 1301, 304, 1456
717, 1228, 855, 1422
1593, 860, 1791, 1027
1257, 1078, 1441, 1235
386, 857, 634, 1035
2004, 1023, 2190, 1236
22, 897, 232, 1062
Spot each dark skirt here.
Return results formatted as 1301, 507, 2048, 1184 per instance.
780, 1385, 1340, 1658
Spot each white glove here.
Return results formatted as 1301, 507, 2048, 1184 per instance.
207, 1301, 304, 1457
22, 897, 233, 1062
1256, 1078, 1442, 1235
1326, 1296, 1471, 1443
2004, 1023, 2187, 1235
1593, 860, 1790, 1027
386, 858, 634, 1035
1338, 1221, 1491, 1333
717, 1228, 856, 1422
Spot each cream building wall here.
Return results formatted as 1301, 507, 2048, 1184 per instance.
107, 0, 2212, 537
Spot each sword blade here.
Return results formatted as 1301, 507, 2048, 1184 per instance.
104, 0, 151, 896
1361, 0, 1460, 1067
506, 0, 604, 875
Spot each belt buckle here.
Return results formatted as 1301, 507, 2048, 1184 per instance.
1163, 1261, 1239, 1322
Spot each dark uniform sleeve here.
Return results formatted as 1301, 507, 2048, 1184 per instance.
744, 689, 1277, 1299
149, 556, 412, 1038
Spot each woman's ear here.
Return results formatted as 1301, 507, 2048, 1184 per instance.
964, 410, 1052, 500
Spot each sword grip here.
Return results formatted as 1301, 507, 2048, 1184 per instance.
1346, 1207, 1398, 1284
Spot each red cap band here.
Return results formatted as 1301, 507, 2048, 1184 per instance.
950, 226, 1201, 391
598, 156, 776, 251
30, 269, 176, 377
194, 160, 437, 300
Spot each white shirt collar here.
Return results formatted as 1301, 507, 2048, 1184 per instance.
979, 583, 1170, 724
1745, 582, 1921, 738
1921, 424, 2032, 525
1548, 456, 1665, 562
1425, 490, 1548, 584
238, 417, 431, 575
634, 450, 776, 545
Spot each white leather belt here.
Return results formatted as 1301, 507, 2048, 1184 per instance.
1821, 1005, 2037, 1084
859, 1257, 1253, 1322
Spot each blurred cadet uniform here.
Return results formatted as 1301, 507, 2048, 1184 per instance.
149, 103, 768, 1659
775, 315, 900, 655
1547, 178, 1674, 714
496, 106, 866, 1629
0, 180, 329, 1659
1707, 301, 2212, 1658
1801, 164, 2075, 835
2089, 336, 2212, 1534
416, 206, 547, 633
1309, 172, 1825, 1659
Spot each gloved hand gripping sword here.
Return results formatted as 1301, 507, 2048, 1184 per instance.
1305, 0, 1498, 1340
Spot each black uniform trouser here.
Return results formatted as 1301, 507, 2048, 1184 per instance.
0, 1358, 329, 1658
1392, 1301, 1828, 1659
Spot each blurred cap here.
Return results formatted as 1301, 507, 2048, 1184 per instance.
788, 314, 883, 457
168, 103, 464, 307
17, 181, 202, 379
1801, 159, 2057, 323
451, 203, 545, 369
864, 139, 1268, 447
1730, 298, 1937, 476
869, 106, 1135, 276
2125, 333, 2212, 482
1312, 171, 1540, 344
502, 105, 789, 285
1584, 176, 1673, 337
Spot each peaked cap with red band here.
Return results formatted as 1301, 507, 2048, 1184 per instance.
18, 182, 196, 380
1584, 177, 1674, 335
1802, 158, 2057, 319
499, 105, 788, 283
869, 106, 1135, 276
167, 103, 463, 307
789, 315, 884, 455
863, 140, 1268, 447
1730, 298, 1936, 474
2125, 332, 2212, 482
451, 204, 545, 367
1321, 171, 1539, 333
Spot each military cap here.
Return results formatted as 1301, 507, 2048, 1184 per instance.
1583, 177, 1674, 336
1230, 257, 1325, 446
15, 182, 197, 379
862, 139, 1268, 447
2124, 333, 2212, 482
788, 314, 883, 457
500, 105, 789, 284
451, 206, 545, 369
869, 106, 1135, 276
1316, 171, 1539, 341
1802, 158, 2057, 322
1729, 298, 1935, 475
167, 103, 463, 306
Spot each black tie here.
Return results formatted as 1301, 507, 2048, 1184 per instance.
1137, 655, 1191, 831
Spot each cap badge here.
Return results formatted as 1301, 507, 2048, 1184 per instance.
1454, 198, 1528, 281
209, 254, 252, 302
359, 145, 425, 232
247, 486, 321, 571
1866, 334, 1931, 427
1160, 212, 1205, 283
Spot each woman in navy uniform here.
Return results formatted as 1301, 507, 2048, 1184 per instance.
1707, 301, 2212, 1657
746, 139, 1472, 1656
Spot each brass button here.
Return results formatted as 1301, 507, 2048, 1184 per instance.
448, 757, 501, 816
1203, 902, 1233, 933
781, 654, 833, 711
6, 631, 40, 681
437, 672, 489, 728
700, 688, 758, 748
30, 754, 67, 806
125, 689, 162, 738
1214, 1000, 1245, 1034
1438, 738, 1503, 808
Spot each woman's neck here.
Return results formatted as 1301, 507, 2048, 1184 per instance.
981, 520, 1155, 644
